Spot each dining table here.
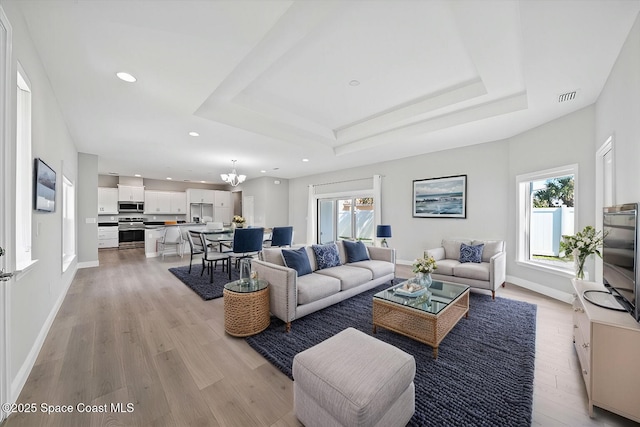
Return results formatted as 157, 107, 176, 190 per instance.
200, 228, 234, 251
199, 227, 273, 279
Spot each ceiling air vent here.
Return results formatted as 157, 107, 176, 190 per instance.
558, 91, 577, 103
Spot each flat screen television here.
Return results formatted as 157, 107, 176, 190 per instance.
603, 203, 640, 322
34, 157, 56, 212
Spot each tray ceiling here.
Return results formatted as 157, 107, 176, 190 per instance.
13, 0, 640, 182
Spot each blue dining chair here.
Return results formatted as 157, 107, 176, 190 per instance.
268, 226, 293, 247
227, 227, 264, 279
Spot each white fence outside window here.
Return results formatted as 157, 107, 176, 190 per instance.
530, 206, 574, 257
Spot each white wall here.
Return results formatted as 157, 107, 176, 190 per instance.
2, 0, 79, 401
507, 106, 596, 296
78, 153, 98, 266
289, 140, 510, 263
288, 106, 597, 302
596, 12, 640, 205
236, 176, 289, 228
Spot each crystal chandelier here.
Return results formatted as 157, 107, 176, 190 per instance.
220, 160, 246, 187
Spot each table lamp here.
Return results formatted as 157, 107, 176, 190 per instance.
376, 225, 392, 247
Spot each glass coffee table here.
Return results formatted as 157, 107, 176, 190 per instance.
372, 279, 470, 359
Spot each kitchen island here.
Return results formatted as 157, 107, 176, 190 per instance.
144, 223, 234, 258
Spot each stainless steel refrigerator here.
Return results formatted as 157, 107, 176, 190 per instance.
190, 203, 214, 223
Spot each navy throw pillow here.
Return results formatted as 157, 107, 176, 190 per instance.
459, 243, 484, 263
343, 240, 370, 263
312, 243, 341, 270
282, 247, 312, 276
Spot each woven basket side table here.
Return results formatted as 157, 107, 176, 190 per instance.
223, 279, 270, 337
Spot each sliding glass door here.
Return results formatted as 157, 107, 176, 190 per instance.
318, 197, 374, 244
318, 200, 335, 244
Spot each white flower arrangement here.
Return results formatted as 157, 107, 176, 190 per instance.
412, 252, 437, 274
561, 225, 606, 279
561, 226, 605, 261
232, 215, 246, 224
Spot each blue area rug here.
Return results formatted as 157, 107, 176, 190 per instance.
246, 282, 537, 426
168, 264, 239, 300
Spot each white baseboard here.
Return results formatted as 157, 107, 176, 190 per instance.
11, 264, 77, 400
77, 260, 99, 269
505, 274, 574, 303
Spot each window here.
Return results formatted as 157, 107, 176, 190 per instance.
15, 67, 33, 270
62, 175, 75, 271
318, 197, 375, 244
516, 164, 578, 273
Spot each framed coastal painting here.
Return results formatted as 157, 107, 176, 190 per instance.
413, 175, 467, 218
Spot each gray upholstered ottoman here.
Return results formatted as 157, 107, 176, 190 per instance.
292, 327, 415, 427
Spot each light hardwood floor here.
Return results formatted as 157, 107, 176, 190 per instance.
4, 249, 639, 426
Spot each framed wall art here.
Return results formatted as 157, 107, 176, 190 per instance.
413, 174, 466, 218
34, 157, 56, 212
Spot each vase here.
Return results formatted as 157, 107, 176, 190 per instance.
417, 272, 432, 288
575, 256, 586, 280
239, 258, 252, 284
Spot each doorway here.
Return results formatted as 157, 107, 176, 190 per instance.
595, 135, 614, 281
0, 5, 11, 421
233, 191, 242, 218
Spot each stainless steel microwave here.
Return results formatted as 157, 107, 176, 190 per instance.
118, 202, 144, 213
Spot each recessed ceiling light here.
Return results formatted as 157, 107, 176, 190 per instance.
166, 177, 172, 180
260, 170, 267, 173
134, 174, 141, 177
188, 131, 199, 137
200, 181, 206, 183
302, 158, 309, 162
116, 72, 137, 83
349, 79, 360, 87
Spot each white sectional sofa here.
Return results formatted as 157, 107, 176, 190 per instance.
252, 241, 396, 332
426, 238, 506, 299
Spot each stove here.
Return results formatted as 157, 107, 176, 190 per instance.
118, 217, 145, 249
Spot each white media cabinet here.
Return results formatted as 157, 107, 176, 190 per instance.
572, 279, 640, 422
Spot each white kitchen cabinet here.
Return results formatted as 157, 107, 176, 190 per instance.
98, 187, 118, 214
145, 191, 171, 214
214, 206, 231, 224
145, 191, 186, 214
98, 225, 118, 248
214, 190, 231, 207
186, 188, 214, 204
572, 279, 640, 422
171, 191, 187, 214
118, 185, 145, 202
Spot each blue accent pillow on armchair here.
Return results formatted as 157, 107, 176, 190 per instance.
312, 243, 341, 270
459, 243, 484, 263
343, 240, 370, 263
282, 247, 312, 276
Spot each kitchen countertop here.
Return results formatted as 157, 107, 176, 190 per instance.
144, 222, 210, 229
